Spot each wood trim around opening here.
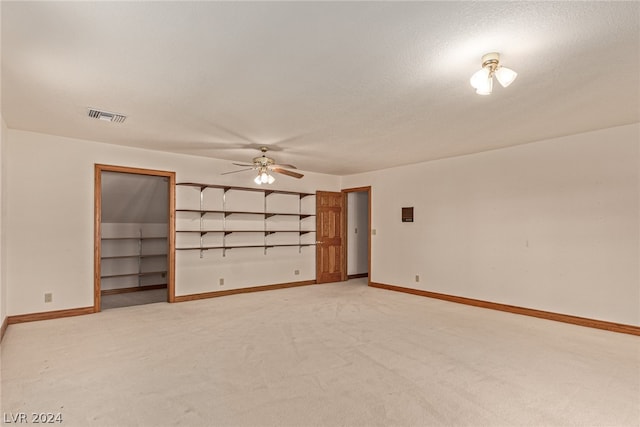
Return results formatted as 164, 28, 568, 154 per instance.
370, 282, 640, 336
341, 186, 372, 286
7, 307, 95, 326
174, 280, 316, 302
94, 164, 176, 312
0, 316, 8, 342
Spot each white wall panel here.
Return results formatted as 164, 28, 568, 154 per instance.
5, 130, 339, 315
342, 124, 640, 326
0, 117, 7, 327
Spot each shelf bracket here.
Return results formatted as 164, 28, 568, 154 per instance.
223, 188, 227, 252
138, 228, 143, 287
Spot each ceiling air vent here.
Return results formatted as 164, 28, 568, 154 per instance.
87, 108, 127, 123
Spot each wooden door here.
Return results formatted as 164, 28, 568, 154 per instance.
316, 191, 345, 283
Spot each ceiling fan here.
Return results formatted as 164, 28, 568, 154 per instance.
222, 146, 303, 184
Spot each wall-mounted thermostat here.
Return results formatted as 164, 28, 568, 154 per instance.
402, 207, 414, 222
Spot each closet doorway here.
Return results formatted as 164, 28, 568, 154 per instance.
343, 187, 371, 282
94, 165, 175, 311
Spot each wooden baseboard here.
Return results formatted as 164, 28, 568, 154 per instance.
174, 280, 316, 302
0, 316, 8, 343
7, 306, 95, 326
369, 282, 640, 336
101, 284, 167, 296
348, 273, 368, 279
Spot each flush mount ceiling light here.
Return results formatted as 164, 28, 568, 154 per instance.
470, 52, 517, 95
87, 108, 127, 123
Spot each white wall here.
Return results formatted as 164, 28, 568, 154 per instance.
1, 1, 6, 329
347, 192, 369, 275
0, 118, 7, 329
4, 129, 339, 315
342, 124, 640, 326
5, 125, 638, 325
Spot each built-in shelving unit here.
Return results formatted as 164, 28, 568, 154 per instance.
100, 232, 168, 287
175, 183, 316, 256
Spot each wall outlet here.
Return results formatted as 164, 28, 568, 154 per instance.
219, 278, 224, 286
294, 270, 300, 275
415, 275, 420, 283
372, 229, 377, 235
44, 293, 53, 303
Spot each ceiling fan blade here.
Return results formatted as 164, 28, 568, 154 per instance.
232, 162, 256, 167
272, 163, 298, 170
221, 168, 254, 175
272, 167, 304, 179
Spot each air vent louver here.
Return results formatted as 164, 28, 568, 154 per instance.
88, 108, 127, 123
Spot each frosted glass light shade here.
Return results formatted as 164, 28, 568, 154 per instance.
495, 66, 517, 87
470, 68, 490, 90
254, 171, 275, 184
475, 75, 493, 95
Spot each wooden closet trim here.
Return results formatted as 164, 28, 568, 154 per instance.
94, 164, 176, 312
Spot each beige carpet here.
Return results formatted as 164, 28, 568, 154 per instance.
1, 278, 638, 426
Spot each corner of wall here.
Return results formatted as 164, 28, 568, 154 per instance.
1, 116, 7, 341
0, 1, 7, 339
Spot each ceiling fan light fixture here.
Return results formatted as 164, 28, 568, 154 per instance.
223, 146, 302, 183
470, 52, 517, 95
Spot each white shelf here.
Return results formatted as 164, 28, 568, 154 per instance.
176, 183, 316, 256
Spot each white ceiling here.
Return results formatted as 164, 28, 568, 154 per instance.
2, 1, 639, 176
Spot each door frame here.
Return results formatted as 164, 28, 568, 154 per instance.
94, 164, 176, 312
341, 186, 372, 285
